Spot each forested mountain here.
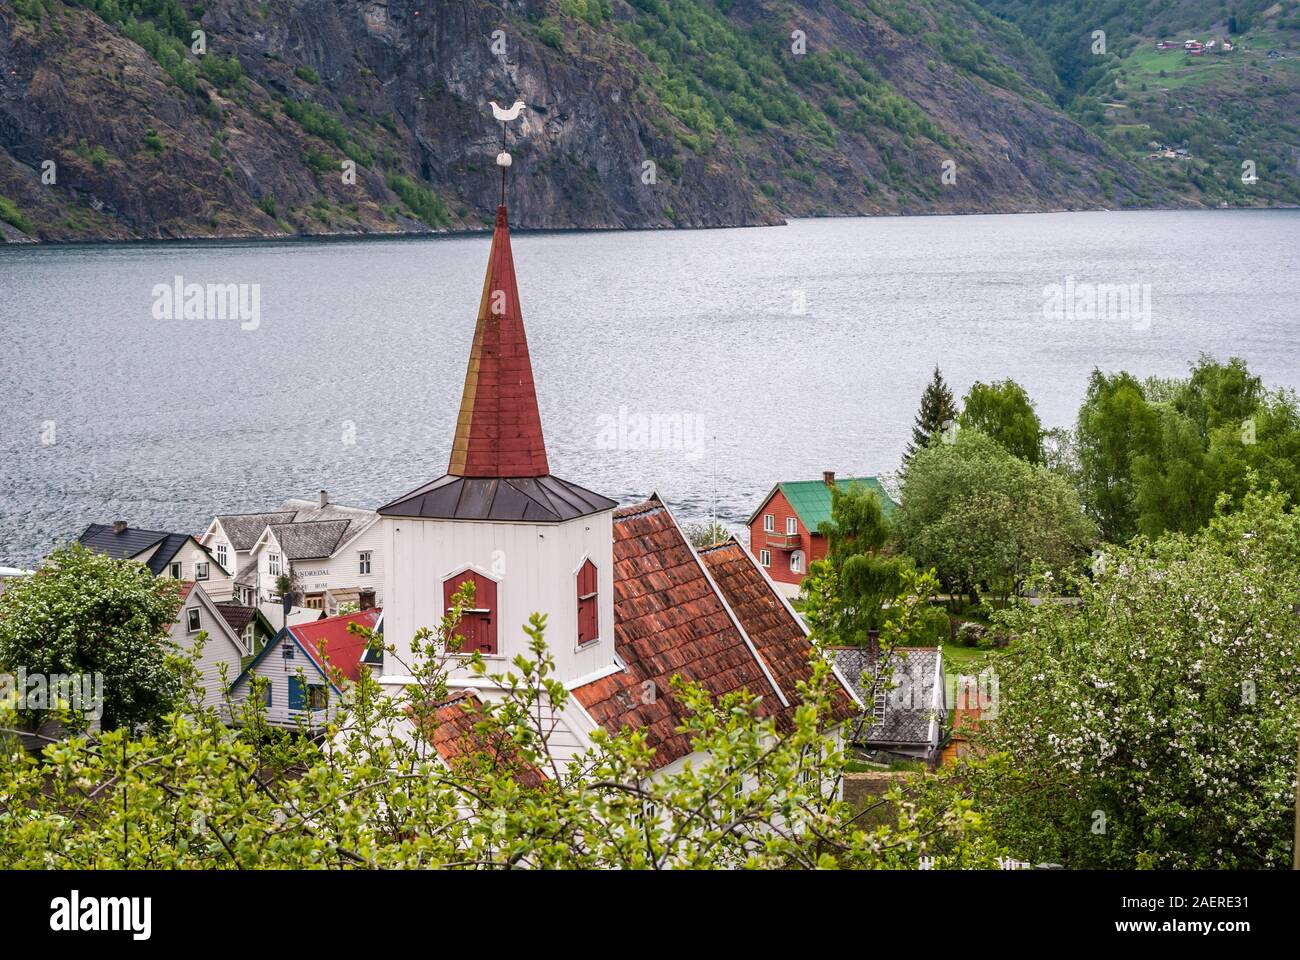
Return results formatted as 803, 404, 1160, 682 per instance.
0, 0, 1293, 241
977, 0, 1300, 207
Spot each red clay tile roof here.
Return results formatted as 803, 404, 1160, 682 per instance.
697, 538, 857, 727
572, 497, 788, 768
288, 608, 381, 686
414, 691, 546, 788
447, 204, 550, 478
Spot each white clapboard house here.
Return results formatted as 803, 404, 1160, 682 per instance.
169, 581, 250, 710
203, 492, 384, 613
228, 607, 380, 726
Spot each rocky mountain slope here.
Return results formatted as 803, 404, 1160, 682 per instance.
0, 0, 1244, 241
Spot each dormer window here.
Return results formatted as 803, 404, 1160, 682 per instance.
576, 559, 599, 646
443, 570, 497, 655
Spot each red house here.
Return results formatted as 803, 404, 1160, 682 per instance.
746, 472, 896, 597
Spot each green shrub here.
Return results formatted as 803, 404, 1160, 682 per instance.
0, 195, 33, 234
385, 170, 450, 228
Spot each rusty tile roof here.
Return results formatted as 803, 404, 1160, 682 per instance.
697, 538, 857, 727
574, 496, 846, 769
415, 691, 546, 788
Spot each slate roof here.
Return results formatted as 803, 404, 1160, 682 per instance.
77, 524, 211, 576
265, 520, 354, 560
833, 646, 943, 746
214, 512, 297, 551
215, 501, 375, 557
378, 473, 616, 523
698, 539, 857, 727
573, 496, 820, 768
748, 476, 896, 530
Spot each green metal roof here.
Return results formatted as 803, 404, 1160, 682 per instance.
778, 477, 896, 532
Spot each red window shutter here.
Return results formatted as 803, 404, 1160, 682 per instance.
443, 571, 498, 655
576, 560, 598, 645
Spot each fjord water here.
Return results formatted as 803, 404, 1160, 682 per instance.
1, 209, 1297, 565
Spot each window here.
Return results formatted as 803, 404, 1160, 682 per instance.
443, 570, 498, 655
262, 681, 272, 707
307, 684, 328, 710
195, 561, 209, 581
759, 549, 771, 567
576, 559, 598, 646
268, 552, 281, 577
763, 514, 775, 533
359, 551, 372, 575
786, 517, 798, 535
186, 608, 201, 633
242, 624, 255, 649
304, 594, 324, 610
790, 551, 804, 574
169, 562, 182, 579
215, 543, 228, 569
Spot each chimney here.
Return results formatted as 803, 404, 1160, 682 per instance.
822, 471, 836, 488
867, 629, 880, 661
319, 489, 328, 508
359, 588, 376, 611
112, 520, 128, 535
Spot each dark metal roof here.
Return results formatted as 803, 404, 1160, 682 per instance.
77, 523, 168, 560
77, 524, 202, 574
377, 473, 616, 523
143, 533, 198, 576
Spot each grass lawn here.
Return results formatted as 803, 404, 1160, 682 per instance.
940, 642, 998, 705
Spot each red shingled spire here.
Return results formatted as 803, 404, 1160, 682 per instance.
448, 204, 550, 478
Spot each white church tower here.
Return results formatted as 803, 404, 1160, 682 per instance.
377, 112, 618, 691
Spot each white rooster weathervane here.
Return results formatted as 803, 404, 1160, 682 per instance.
490, 98, 526, 204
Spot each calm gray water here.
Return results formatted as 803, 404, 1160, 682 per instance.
2, 209, 1298, 566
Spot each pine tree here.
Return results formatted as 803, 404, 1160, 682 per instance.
903, 366, 957, 467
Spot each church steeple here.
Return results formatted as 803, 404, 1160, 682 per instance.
379, 99, 614, 523
447, 203, 550, 478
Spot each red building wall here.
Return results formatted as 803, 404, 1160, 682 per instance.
747, 488, 827, 587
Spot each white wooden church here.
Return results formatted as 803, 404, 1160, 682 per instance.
373, 161, 861, 776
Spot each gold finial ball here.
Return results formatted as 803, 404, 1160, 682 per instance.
496, 151, 513, 168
